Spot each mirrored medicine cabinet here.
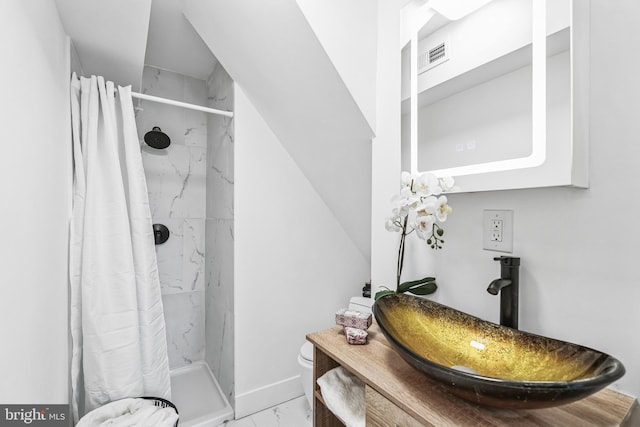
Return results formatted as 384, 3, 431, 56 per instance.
400, 0, 589, 192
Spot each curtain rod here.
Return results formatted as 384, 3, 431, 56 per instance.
130, 91, 234, 118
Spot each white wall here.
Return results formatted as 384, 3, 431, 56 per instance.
296, 0, 378, 131
374, 0, 640, 399
54, 0, 152, 89
184, 0, 374, 262
234, 86, 371, 417
372, 0, 404, 295
205, 62, 235, 404
0, 1, 71, 403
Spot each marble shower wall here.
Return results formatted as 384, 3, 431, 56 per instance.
205, 62, 235, 404
137, 66, 208, 369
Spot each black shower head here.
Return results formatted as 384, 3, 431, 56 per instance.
144, 126, 170, 149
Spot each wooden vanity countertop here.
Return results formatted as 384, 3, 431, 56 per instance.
307, 324, 638, 426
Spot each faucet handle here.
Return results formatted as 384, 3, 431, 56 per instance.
494, 256, 521, 267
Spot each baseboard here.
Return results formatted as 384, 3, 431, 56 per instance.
234, 375, 304, 419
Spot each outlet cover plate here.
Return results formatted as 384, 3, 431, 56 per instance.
483, 210, 513, 252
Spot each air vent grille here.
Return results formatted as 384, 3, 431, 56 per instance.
418, 40, 450, 74
429, 43, 446, 64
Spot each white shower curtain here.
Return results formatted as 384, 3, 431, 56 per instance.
69, 73, 171, 421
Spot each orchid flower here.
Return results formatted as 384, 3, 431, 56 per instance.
376, 172, 456, 300
435, 196, 453, 222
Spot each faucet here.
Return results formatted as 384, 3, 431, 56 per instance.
487, 256, 520, 329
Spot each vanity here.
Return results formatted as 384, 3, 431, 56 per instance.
307, 324, 638, 426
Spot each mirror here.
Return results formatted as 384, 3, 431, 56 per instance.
401, 0, 588, 192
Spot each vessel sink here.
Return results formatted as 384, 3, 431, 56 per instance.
373, 293, 625, 409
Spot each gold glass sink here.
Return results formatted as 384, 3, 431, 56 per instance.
373, 293, 625, 409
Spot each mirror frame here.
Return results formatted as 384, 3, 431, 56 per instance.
404, 0, 589, 192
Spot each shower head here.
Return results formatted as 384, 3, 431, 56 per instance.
144, 126, 170, 149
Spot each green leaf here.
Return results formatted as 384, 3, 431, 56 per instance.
374, 290, 396, 300
398, 277, 436, 293
407, 282, 438, 295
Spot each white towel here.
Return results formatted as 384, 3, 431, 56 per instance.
76, 398, 178, 427
316, 366, 365, 427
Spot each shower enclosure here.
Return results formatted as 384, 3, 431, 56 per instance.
135, 63, 235, 426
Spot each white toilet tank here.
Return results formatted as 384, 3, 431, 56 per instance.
298, 296, 373, 408
347, 296, 373, 315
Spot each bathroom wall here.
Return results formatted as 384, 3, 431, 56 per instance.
373, 0, 640, 399
205, 62, 235, 404
137, 65, 208, 369
0, 0, 71, 403
372, 0, 404, 302
183, 0, 374, 263
234, 86, 371, 418
295, 0, 378, 129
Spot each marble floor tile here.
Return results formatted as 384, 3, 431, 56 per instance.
221, 396, 311, 427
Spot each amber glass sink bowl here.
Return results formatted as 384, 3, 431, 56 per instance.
373, 294, 625, 409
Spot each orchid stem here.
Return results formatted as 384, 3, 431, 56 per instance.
396, 216, 408, 291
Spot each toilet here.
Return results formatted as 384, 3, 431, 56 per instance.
298, 296, 373, 408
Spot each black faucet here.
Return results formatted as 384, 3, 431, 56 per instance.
487, 256, 520, 329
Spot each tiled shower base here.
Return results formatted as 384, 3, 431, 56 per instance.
170, 361, 234, 427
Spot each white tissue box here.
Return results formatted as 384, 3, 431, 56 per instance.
335, 308, 372, 330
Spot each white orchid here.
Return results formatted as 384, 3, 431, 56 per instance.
377, 172, 456, 300
415, 213, 436, 241
386, 172, 455, 249
439, 176, 457, 192
385, 216, 403, 232
415, 196, 438, 216
435, 196, 453, 222
401, 171, 414, 189
413, 172, 442, 196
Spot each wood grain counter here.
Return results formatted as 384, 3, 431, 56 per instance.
307, 324, 637, 426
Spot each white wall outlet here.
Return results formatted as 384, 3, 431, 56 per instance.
483, 210, 513, 252
490, 219, 503, 242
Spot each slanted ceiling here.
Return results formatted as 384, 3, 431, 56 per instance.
143, 0, 218, 80
55, 0, 152, 89
55, 0, 217, 88
184, 0, 376, 259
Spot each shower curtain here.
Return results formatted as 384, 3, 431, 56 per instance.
69, 73, 171, 421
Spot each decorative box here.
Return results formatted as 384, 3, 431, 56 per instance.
344, 327, 368, 345
335, 309, 372, 330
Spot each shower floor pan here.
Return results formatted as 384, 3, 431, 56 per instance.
170, 361, 234, 427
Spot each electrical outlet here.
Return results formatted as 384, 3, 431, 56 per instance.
490, 219, 503, 242
483, 210, 513, 252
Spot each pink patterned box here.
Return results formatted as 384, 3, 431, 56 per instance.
335, 308, 372, 330
344, 326, 368, 345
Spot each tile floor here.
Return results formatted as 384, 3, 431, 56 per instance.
223, 396, 312, 427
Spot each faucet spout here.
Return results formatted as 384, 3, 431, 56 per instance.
487, 279, 512, 295
488, 256, 520, 329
